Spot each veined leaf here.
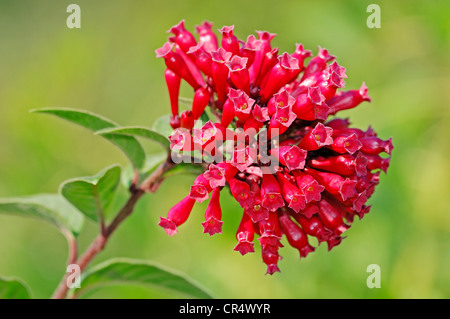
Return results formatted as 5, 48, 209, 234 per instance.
152, 114, 173, 139
0, 277, 32, 299
95, 126, 170, 150
60, 165, 121, 222
31, 108, 146, 169
0, 194, 84, 236
72, 258, 213, 299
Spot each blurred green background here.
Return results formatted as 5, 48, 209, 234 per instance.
0, 0, 449, 299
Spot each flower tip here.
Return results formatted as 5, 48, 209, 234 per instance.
299, 245, 316, 259
202, 218, 223, 236
327, 235, 346, 251
360, 82, 372, 102
234, 241, 255, 256
219, 25, 235, 35
294, 43, 312, 58
265, 264, 281, 275
155, 42, 174, 58
339, 178, 357, 201
158, 218, 178, 236
385, 137, 394, 155
195, 21, 213, 33
278, 52, 300, 70
344, 134, 363, 154
167, 19, 186, 35
317, 46, 336, 62
256, 30, 277, 42
381, 157, 391, 174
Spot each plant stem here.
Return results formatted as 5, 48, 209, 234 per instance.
51, 160, 172, 299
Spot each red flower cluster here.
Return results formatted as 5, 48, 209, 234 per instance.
156, 20, 393, 274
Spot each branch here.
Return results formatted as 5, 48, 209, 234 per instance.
51, 160, 173, 299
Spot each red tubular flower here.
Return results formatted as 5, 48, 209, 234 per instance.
155, 42, 201, 90
228, 178, 254, 208
308, 153, 368, 177
187, 42, 213, 77
363, 154, 391, 173
231, 146, 257, 172
164, 69, 181, 119
328, 82, 371, 115
317, 197, 350, 235
157, 22, 393, 274
180, 110, 194, 130
191, 86, 211, 120
293, 86, 329, 121
327, 133, 362, 154
204, 162, 238, 188
257, 211, 282, 249
159, 195, 196, 236
260, 52, 300, 102
234, 213, 256, 255
268, 105, 297, 137
245, 181, 269, 222
170, 115, 181, 129
301, 46, 335, 81
261, 174, 285, 212
291, 44, 312, 73
195, 21, 218, 52
293, 170, 325, 203
220, 98, 235, 127
219, 25, 240, 56
359, 136, 393, 155
294, 214, 332, 244
255, 47, 279, 87
202, 188, 223, 236
229, 89, 255, 122
278, 210, 315, 258
267, 88, 296, 117
174, 44, 205, 88
243, 104, 269, 132
168, 20, 197, 53
325, 118, 351, 130
242, 35, 261, 70
249, 31, 276, 85
305, 167, 357, 201
298, 123, 333, 151
318, 62, 346, 100
226, 56, 250, 94
276, 172, 306, 213
189, 174, 211, 203
210, 48, 232, 103
271, 145, 307, 170
261, 247, 281, 275
169, 128, 194, 151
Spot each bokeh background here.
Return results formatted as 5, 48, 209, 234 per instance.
0, 0, 449, 299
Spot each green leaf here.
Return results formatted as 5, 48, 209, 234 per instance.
0, 194, 84, 237
121, 153, 167, 188
0, 277, 32, 299
162, 163, 204, 179
31, 108, 146, 169
60, 165, 122, 222
152, 114, 173, 139
95, 126, 170, 150
72, 258, 213, 299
